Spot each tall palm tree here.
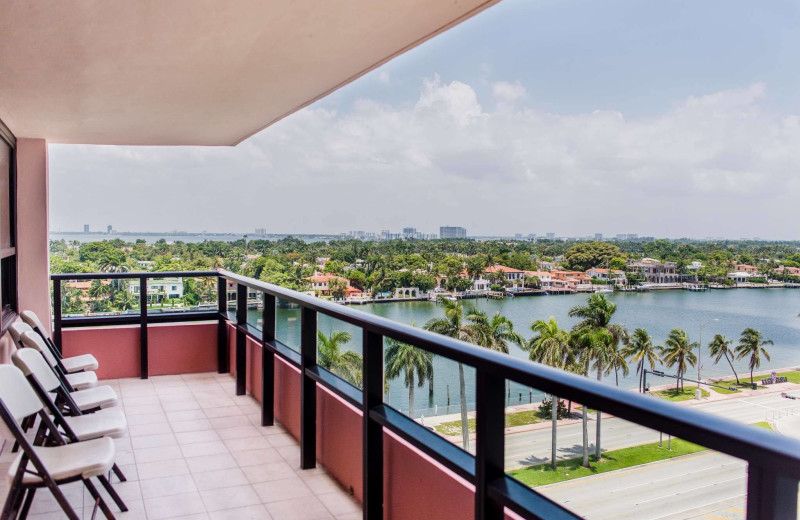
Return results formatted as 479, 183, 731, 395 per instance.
384, 338, 434, 419
526, 317, 573, 469
661, 329, 698, 391
569, 327, 611, 466
467, 310, 525, 354
568, 293, 626, 459
735, 328, 773, 384
625, 328, 661, 392
317, 330, 363, 387
605, 339, 630, 386
708, 334, 739, 384
425, 298, 481, 450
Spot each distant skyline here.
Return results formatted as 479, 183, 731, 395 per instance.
49, 0, 800, 239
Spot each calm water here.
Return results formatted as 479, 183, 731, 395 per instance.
256, 289, 800, 417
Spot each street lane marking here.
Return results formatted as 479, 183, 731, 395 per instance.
726, 508, 745, 514
703, 515, 734, 520
635, 475, 745, 505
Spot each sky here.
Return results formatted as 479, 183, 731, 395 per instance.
49, 0, 800, 239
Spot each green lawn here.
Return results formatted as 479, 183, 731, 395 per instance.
653, 386, 709, 401
433, 409, 547, 436
508, 439, 705, 487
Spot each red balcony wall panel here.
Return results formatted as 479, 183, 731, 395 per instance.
227, 322, 236, 377
274, 356, 301, 440
384, 430, 475, 520
247, 336, 263, 401
316, 386, 363, 502
62, 326, 140, 379
148, 322, 217, 376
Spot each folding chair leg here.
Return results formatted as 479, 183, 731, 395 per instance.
19, 487, 36, 520
111, 463, 127, 482
1, 483, 25, 519
41, 479, 81, 520
84, 478, 116, 520
98, 474, 128, 512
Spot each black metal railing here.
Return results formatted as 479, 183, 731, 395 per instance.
51, 270, 800, 520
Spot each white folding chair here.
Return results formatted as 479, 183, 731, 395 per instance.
9, 322, 98, 391
20, 310, 99, 373
20, 332, 119, 412
0, 365, 123, 520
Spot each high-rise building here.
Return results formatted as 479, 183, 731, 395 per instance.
255, 228, 267, 236
107, 225, 113, 234
83, 224, 90, 234
594, 233, 603, 240
546, 232, 555, 239
439, 226, 466, 239
402, 227, 417, 239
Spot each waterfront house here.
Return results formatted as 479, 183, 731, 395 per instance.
775, 265, 800, 276
627, 258, 696, 284
585, 267, 626, 285
127, 277, 184, 302
484, 264, 525, 285
727, 271, 759, 284
734, 264, 759, 275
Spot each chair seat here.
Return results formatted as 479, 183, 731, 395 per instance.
65, 370, 97, 390
71, 386, 119, 411
8, 437, 115, 484
62, 354, 99, 373
65, 408, 127, 441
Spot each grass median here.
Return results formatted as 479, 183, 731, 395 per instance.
508, 439, 706, 487
433, 409, 547, 436
653, 386, 709, 401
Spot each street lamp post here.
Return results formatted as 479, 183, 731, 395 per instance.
696, 318, 719, 399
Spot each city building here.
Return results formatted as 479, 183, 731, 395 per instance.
127, 277, 184, 302
106, 225, 113, 234
594, 233, 603, 240
439, 226, 467, 239
83, 224, 90, 234
586, 267, 626, 285
734, 264, 759, 274
628, 258, 697, 284
254, 227, 267, 236
546, 232, 555, 239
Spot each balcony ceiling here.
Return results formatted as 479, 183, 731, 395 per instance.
0, 0, 498, 146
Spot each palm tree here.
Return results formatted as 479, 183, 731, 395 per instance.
735, 328, 773, 384
605, 339, 630, 386
569, 327, 611, 466
384, 338, 433, 419
568, 293, 626, 459
425, 298, 481, 450
708, 334, 739, 384
661, 329, 698, 391
317, 330, 363, 387
625, 328, 661, 392
468, 310, 525, 354
526, 317, 572, 469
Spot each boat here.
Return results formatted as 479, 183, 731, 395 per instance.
594, 288, 613, 294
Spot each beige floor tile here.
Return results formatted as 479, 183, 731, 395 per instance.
208, 504, 272, 520
186, 453, 239, 474
191, 468, 250, 491
167, 409, 208, 422
316, 491, 360, 516
126, 412, 169, 426
252, 476, 313, 503
140, 474, 198, 499
134, 445, 184, 464
175, 430, 221, 445
180, 440, 230, 458
265, 496, 334, 520
209, 415, 251, 430
199, 397, 238, 409
302, 473, 344, 495
131, 433, 177, 450
216, 425, 262, 440
199, 484, 261, 512
223, 435, 271, 452
129, 422, 173, 437
137, 459, 191, 480
124, 403, 164, 415
144, 491, 207, 520
241, 461, 296, 484
232, 447, 283, 467
171, 419, 214, 433
203, 406, 243, 418
162, 400, 201, 412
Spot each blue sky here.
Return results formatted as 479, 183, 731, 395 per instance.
50, 0, 800, 238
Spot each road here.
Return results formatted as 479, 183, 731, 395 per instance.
501, 391, 800, 519
504, 391, 797, 469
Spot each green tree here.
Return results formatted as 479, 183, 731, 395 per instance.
661, 329, 698, 391
317, 330, 363, 387
570, 327, 612, 467
526, 317, 573, 469
565, 242, 622, 271
625, 328, 661, 392
424, 298, 481, 450
384, 338, 433, 419
328, 278, 348, 299
735, 328, 772, 384
708, 334, 739, 384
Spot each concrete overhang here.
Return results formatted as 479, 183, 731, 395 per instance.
0, 0, 499, 146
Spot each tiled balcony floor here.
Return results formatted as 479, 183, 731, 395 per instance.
1, 372, 361, 520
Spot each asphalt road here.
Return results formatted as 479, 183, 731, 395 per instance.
502, 390, 800, 519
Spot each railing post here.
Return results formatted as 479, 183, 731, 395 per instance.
746, 464, 798, 520
300, 307, 317, 469
475, 369, 505, 520
235, 284, 247, 396
217, 276, 228, 374
362, 330, 384, 520
52, 278, 62, 354
139, 276, 148, 379
261, 293, 275, 426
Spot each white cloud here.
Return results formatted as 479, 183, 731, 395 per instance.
50, 79, 800, 238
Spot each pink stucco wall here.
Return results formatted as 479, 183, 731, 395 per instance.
62, 326, 140, 379
63, 322, 217, 379
149, 322, 217, 376
15, 139, 51, 336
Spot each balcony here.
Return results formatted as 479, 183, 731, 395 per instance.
17, 270, 796, 520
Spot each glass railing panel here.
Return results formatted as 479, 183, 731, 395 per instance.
57, 277, 141, 318
147, 274, 219, 314
275, 297, 301, 351
317, 315, 364, 389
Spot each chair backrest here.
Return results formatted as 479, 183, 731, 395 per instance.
20, 310, 50, 340
12, 348, 62, 393
7, 321, 34, 349
20, 330, 59, 369
0, 365, 44, 422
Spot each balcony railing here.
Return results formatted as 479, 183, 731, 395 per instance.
51, 270, 800, 520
